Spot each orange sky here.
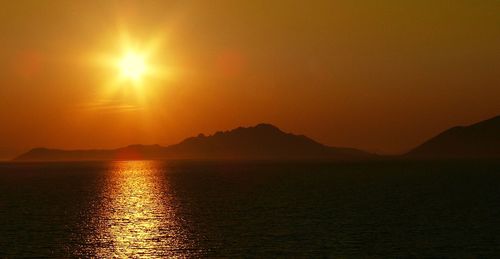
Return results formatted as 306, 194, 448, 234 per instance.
0, 0, 499, 158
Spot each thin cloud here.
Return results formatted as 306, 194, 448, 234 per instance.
79, 99, 143, 113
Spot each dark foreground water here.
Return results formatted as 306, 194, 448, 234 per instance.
0, 160, 499, 257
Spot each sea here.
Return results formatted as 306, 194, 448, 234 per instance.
0, 159, 499, 257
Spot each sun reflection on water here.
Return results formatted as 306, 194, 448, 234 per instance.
90, 161, 186, 257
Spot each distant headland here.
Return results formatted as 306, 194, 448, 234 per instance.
405, 115, 500, 158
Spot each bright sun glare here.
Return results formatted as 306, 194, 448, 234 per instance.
119, 51, 147, 82
93, 32, 168, 92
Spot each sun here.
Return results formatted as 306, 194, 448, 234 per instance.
118, 51, 147, 82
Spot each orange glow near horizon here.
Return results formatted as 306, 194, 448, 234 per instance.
0, 1, 499, 157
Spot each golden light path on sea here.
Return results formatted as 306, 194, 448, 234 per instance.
91, 161, 187, 257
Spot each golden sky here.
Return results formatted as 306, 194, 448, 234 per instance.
0, 0, 499, 157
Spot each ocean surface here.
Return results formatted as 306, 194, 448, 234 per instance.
0, 160, 499, 257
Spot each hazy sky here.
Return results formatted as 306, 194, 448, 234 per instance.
0, 0, 499, 157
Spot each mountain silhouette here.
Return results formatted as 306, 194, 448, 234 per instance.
14, 123, 374, 161
406, 115, 500, 158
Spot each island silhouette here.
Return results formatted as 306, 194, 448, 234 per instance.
14, 116, 500, 161
15, 123, 373, 161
